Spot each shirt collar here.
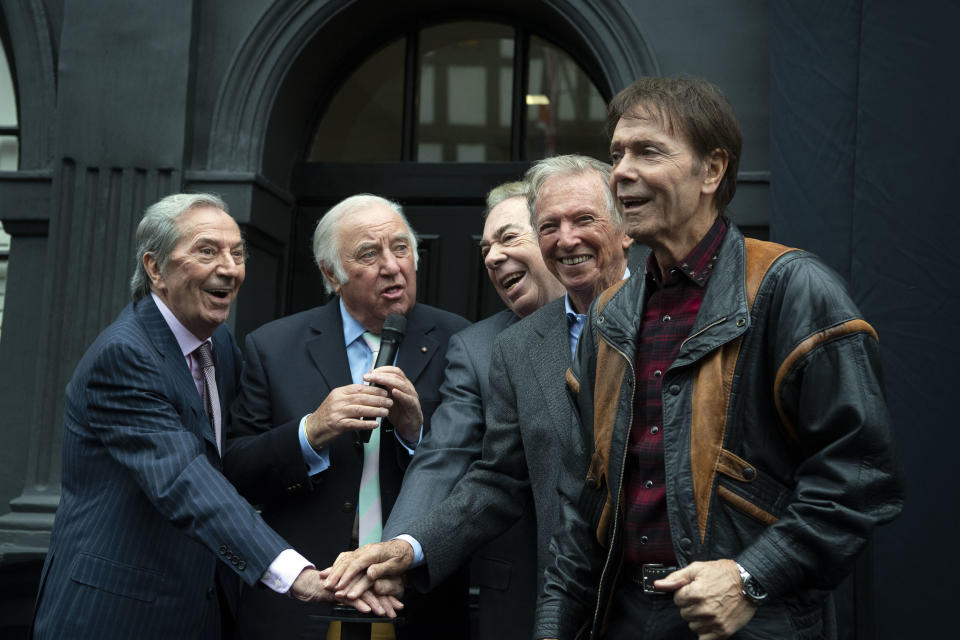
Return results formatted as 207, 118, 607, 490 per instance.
339, 298, 368, 348
151, 292, 207, 358
647, 216, 727, 288
564, 266, 632, 317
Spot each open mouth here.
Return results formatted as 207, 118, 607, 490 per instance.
206, 288, 231, 300
381, 284, 405, 298
500, 271, 525, 292
559, 255, 590, 266
619, 196, 651, 210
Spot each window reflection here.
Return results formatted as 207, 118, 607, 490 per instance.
525, 36, 608, 160
308, 21, 609, 164
308, 38, 404, 162
417, 22, 513, 162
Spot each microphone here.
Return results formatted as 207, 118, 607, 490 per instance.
361, 313, 407, 443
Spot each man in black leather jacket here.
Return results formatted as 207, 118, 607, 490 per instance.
535, 76, 904, 640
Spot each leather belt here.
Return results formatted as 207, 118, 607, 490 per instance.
623, 563, 678, 595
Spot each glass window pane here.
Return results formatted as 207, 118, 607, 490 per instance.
525, 36, 608, 161
0, 136, 17, 170
308, 38, 405, 162
416, 22, 513, 162
0, 44, 16, 127
0, 223, 8, 341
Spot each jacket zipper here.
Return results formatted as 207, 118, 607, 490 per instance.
591, 335, 635, 637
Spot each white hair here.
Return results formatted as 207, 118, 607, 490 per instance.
312, 194, 419, 295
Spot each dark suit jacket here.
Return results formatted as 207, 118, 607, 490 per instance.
384, 308, 539, 640
33, 296, 289, 639
405, 298, 587, 604
224, 298, 470, 640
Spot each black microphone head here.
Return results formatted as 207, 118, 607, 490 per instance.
381, 313, 407, 341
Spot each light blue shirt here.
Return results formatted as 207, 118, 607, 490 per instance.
298, 300, 418, 475
565, 266, 630, 357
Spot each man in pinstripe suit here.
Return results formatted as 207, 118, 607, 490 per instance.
33, 193, 399, 639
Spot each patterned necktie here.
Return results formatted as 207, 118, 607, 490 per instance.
194, 341, 222, 455
358, 331, 383, 546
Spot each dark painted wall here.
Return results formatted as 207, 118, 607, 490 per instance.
771, 1, 960, 637
5, 0, 944, 638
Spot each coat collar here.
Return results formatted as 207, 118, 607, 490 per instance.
133, 296, 221, 453
304, 298, 440, 388
596, 223, 751, 369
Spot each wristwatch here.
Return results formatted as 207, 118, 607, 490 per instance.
735, 562, 768, 605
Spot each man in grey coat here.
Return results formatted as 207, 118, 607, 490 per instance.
321, 155, 633, 630
381, 180, 564, 639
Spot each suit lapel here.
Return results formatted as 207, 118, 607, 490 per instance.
395, 304, 438, 384
305, 300, 353, 391
135, 297, 218, 452
528, 300, 574, 442
211, 327, 235, 430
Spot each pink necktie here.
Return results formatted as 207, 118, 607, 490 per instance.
194, 342, 222, 455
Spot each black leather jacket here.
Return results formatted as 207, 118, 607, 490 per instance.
536, 224, 904, 640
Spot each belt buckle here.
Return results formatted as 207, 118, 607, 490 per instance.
640, 563, 675, 595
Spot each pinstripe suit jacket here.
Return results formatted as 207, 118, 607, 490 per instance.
33, 296, 290, 639
406, 297, 588, 598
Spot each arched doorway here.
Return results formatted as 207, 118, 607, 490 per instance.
289, 18, 621, 320
206, 0, 656, 327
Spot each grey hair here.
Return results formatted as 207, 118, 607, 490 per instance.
130, 192, 230, 301
524, 155, 619, 229
312, 194, 419, 295
483, 181, 529, 220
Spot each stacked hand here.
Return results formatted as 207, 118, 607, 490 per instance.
289, 567, 405, 618
320, 540, 415, 601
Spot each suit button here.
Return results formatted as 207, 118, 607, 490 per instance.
219, 545, 227, 555
742, 467, 756, 481
231, 556, 239, 566
238, 561, 246, 570
342, 502, 354, 512
679, 537, 693, 552
668, 384, 681, 395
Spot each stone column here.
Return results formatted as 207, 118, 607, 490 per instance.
0, 0, 195, 561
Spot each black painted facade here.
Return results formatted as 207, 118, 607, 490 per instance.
0, 1, 952, 638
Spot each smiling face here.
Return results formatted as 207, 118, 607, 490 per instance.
481, 196, 564, 318
146, 206, 246, 339
609, 108, 727, 266
328, 204, 417, 332
534, 171, 631, 313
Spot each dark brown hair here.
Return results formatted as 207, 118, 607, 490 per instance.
606, 76, 742, 213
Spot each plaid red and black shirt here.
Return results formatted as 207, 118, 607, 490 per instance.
622, 216, 727, 566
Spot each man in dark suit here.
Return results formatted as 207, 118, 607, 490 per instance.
381, 181, 565, 640
323, 156, 632, 629
223, 194, 470, 639
32, 194, 391, 639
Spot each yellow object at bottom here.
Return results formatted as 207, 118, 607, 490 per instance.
325, 620, 396, 640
